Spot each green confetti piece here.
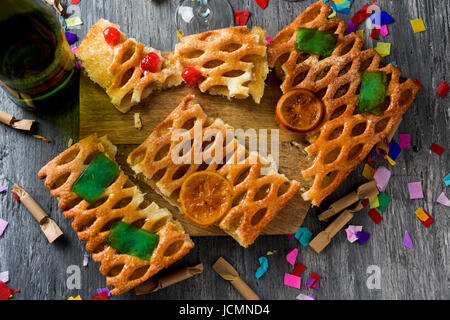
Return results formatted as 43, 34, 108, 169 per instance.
295, 28, 337, 57
378, 192, 391, 211
358, 71, 387, 114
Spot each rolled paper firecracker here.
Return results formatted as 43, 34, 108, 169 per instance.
44, 0, 65, 15
309, 202, 364, 254
212, 257, 260, 300
0, 109, 35, 131
375, 117, 403, 156
318, 181, 379, 222
11, 184, 63, 243
134, 263, 204, 295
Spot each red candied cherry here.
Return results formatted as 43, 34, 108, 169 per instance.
141, 52, 161, 73
182, 67, 202, 87
103, 27, 121, 46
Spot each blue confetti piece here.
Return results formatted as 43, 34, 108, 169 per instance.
444, 173, 450, 187
370, 11, 395, 26
388, 140, 402, 161
391, 61, 397, 67
295, 227, 312, 247
331, 0, 354, 15
356, 231, 371, 245
65, 32, 78, 45
255, 256, 268, 279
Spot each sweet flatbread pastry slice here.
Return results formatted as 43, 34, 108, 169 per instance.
76, 18, 182, 113
174, 27, 269, 103
127, 95, 300, 247
38, 134, 194, 295
268, 1, 420, 206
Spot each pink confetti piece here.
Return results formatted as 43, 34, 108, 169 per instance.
97, 287, 111, 297
284, 273, 301, 289
398, 134, 411, 148
0, 271, 8, 283
380, 24, 389, 36
296, 293, 315, 300
0, 219, 8, 237
266, 36, 273, 44
374, 166, 391, 192
286, 248, 298, 266
403, 230, 413, 249
408, 182, 424, 199
0, 185, 6, 193
437, 192, 450, 207
287, 234, 295, 239
71, 46, 77, 55
345, 225, 362, 243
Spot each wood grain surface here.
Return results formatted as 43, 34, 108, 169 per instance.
0, 0, 448, 300
79, 71, 312, 236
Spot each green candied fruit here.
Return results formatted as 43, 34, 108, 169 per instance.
295, 28, 337, 57
358, 71, 387, 114
107, 222, 159, 260
72, 153, 120, 203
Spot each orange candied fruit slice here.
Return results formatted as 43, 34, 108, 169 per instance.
179, 171, 233, 227
275, 88, 325, 133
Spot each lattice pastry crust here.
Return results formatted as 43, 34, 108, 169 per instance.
127, 95, 300, 247
174, 27, 269, 103
76, 18, 183, 113
38, 134, 194, 295
268, 1, 420, 206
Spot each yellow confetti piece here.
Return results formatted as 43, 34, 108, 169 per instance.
384, 155, 396, 166
68, 138, 73, 148
176, 29, 184, 39
68, 295, 82, 300
362, 163, 375, 180
369, 195, 379, 209
410, 18, 426, 33
328, 10, 337, 18
356, 30, 364, 38
65, 16, 83, 28
375, 42, 391, 57
414, 207, 429, 222
266, 250, 277, 256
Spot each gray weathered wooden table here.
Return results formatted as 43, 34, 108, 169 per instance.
0, 0, 448, 300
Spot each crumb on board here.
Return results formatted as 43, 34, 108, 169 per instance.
134, 113, 142, 130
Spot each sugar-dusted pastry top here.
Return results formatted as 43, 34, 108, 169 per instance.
76, 18, 182, 113
174, 26, 269, 103
38, 134, 194, 295
268, 1, 420, 206
127, 95, 300, 247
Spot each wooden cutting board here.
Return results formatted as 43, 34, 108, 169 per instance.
79, 72, 313, 236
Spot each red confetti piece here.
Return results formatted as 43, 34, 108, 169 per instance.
254, 0, 269, 10
351, 3, 371, 26
436, 81, 449, 98
430, 143, 445, 156
309, 272, 321, 288
362, 198, 369, 208
416, 209, 434, 228
371, 27, 380, 39
71, 0, 81, 4
0, 281, 19, 300
367, 157, 377, 168
292, 262, 307, 277
234, 10, 251, 26
414, 78, 421, 87
12, 192, 20, 201
92, 291, 109, 300
368, 208, 383, 224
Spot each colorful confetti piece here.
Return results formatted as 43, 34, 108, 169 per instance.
256, 256, 268, 279
378, 192, 391, 211
65, 16, 83, 28
234, 10, 250, 26
254, 0, 269, 10
370, 11, 395, 26
403, 231, 413, 249
0, 272, 8, 283
444, 174, 450, 186
410, 18, 426, 33
408, 182, 424, 199
384, 155, 396, 166
345, 225, 362, 243
356, 29, 364, 38
356, 231, 370, 245
436, 192, 450, 207
65, 32, 78, 45
369, 195, 380, 209
295, 227, 312, 247
0, 185, 6, 193
284, 273, 301, 289
388, 140, 402, 160
371, 27, 380, 40
351, 3, 371, 26
82, 253, 89, 267
68, 295, 82, 300
430, 143, 445, 156
375, 42, 391, 57
97, 287, 111, 297
414, 207, 434, 228
332, 0, 354, 15
286, 248, 298, 266
296, 293, 315, 300
374, 166, 391, 192
398, 134, 411, 148
292, 262, 307, 277
380, 24, 389, 36
176, 29, 184, 39
92, 291, 108, 300
306, 272, 321, 289
0, 219, 8, 237
368, 208, 383, 224
436, 81, 449, 98
362, 163, 375, 180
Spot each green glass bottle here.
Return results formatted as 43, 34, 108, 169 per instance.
0, 0, 76, 109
